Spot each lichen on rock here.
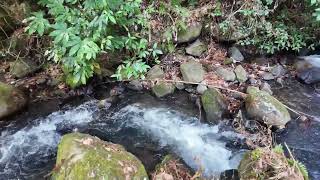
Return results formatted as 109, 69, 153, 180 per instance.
52, 133, 148, 180
245, 86, 290, 128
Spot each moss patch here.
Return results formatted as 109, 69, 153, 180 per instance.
52, 133, 148, 180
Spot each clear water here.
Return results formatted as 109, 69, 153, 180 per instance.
0, 93, 244, 179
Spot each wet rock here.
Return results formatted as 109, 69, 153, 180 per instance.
228, 47, 244, 62
295, 55, 320, 84
238, 147, 305, 180
249, 77, 258, 85
52, 133, 148, 180
0, 82, 27, 119
260, 82, 273, 95
297, 68, 320, 84
127, 80, 143, 91
215, 67, 236, 81
173, 77, 185, 90
201, 88, 228, 123
245, 86, 290, 128
10, 58, 38, 78
185, 39, 207, 57
220, 169, 239, 180
177, 23, 202, 43
271, 64, 286, 77
180, 60, 205, 83
196, 83, 207, 94
152, 82, 175, 98
147, 65, 165, 80
234, 65, 248, 83
261, 72, 275, 81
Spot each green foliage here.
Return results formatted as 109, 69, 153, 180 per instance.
25, 0, 162, 87
217, 0, 319, 54
251, 149, 262, 161
147, 1, 190, 53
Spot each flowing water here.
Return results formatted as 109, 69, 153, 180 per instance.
0, 91, 245, 179
1, 80, 320, 180
273, 79, 320, 180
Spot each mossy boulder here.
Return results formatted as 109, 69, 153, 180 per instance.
185, 39, 207, 57
245, 86, 290, 128
201, 88, 228, 123
180, 60, 205, 83
10, 58, 38, 78
234, 65, 248, 83
147, 65, 165, 80
152, 82, 175, 98
215, 67, 236, 82
177, 23, 202, 43
238, 147, 306, 180
52, 133, 148, 180
0, 82, 27, 119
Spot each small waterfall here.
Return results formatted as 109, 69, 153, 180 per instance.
0, 101, 99, 178
113, 104, 244, 176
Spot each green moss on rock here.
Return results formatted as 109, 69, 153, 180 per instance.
238, 147, 307, 180
201, 88, 228, 123
245, 86, 290, 128
177, 23, 202, 43
52, 133, 148, 180
152, 82, 175, 98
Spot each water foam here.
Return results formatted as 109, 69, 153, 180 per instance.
0, 101, 99, 176
113, 104, 244, 176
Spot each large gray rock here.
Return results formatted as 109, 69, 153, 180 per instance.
185, 39, 207, 57
147, 65, 165, 80
215, 67, 236, 81
201, 88, 228, 123
228, 47, 244, 62
152, 82, 175, 98
234, 65, 248, 83
180, 61, 205, 83
0, 82, 27, 119
177, 23, 202, 43
271, 64, 286, 78
10, 58, 38, 78
245, 86, 290, 128
52, 133, 148, 180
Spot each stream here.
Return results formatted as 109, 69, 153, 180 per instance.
0, 90, 244, 180
0, 80, 319, 180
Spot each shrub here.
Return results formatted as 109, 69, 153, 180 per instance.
25, 0, 162, 87
216, 0, 320, 54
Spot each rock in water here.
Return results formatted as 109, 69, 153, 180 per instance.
245, 86, 290, 128
201, 88, 228, 123
180, 61, 205, 83
152, 82, 175, 98
228, 47, 244, 62
295, 55, 320, 84
0, 82, 27, 119
185, 39, 207, 57
234, 65, 248, 83
177, 23, 202, 43
10, 58, 38, 78
147, 65, 165, 80
52, 133, 148, 180
215, 67, 236, 82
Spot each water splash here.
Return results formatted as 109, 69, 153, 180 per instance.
113, 104, 244, 176
0, 101, 99, 178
